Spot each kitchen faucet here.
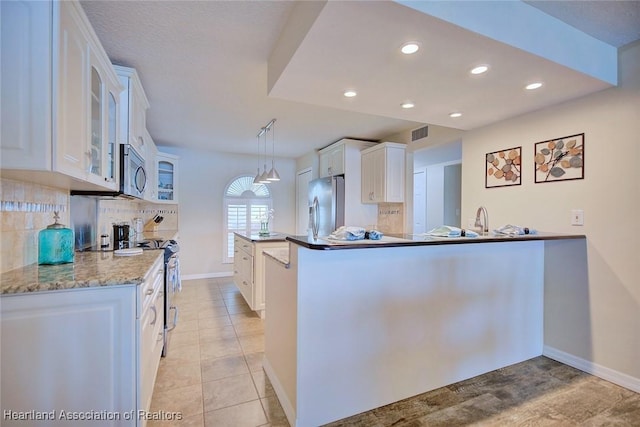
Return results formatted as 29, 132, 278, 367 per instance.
475, 206, 489, 236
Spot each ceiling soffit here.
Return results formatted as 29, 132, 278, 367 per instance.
267, 1, 614, 132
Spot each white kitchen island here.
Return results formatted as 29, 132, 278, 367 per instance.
263, 233, 586, 427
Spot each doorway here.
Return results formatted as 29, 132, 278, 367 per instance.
413, 141, 462, 232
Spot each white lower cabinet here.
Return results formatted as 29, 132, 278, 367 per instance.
233, 235, 288, 318
0, 255, 165, 427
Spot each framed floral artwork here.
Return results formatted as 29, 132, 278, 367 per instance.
485, 146, 522, 188
534, 133, 584, 183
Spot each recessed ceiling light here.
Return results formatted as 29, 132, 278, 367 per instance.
470, 65, 489, 75
401, 42, 420, 55
449, 112, 462, 118
525, 82, 543, 90
343, 90, 357, 98
401, 102, 415, 109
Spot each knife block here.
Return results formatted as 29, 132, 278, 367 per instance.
143, 219, 158, 232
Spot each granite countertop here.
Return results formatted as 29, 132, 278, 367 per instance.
234, 231, 289, 243
287, 232, 586, 250
1, 250, 164, 295
263, 248, 290, 268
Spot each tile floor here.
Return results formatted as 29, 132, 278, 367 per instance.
149, 277, 288, 427
150, 278, 640, 427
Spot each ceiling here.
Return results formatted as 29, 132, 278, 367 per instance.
80, 1, 640, 160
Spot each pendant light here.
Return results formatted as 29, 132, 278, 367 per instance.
258, 127, 270, 184
252, 134, 262, 184
266, 119, 280, 181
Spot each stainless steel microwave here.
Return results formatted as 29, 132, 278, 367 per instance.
119, 144, 147, 198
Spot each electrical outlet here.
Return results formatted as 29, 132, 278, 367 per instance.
571, 209, 584, 226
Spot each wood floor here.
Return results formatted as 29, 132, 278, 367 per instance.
149, 278, 640, 426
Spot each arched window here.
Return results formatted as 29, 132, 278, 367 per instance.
223, 175, 272, 262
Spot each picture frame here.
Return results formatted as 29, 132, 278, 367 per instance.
534, 133, 584, 183
485, 146, 522, 188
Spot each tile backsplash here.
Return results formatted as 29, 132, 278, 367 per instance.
1, 178, 179, 273
377, 203, 404, 234
1, 178, 70, 273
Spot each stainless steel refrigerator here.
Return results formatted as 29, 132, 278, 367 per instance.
308, 175, 345, 239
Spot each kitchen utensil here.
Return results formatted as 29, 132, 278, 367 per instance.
132, 218, 144, 237
38, 212, 74, 264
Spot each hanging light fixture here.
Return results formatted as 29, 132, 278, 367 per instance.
266, 119, 280, 181
258, 126, 270, 184
253, 134, 262, 184
253, 119, 278, 184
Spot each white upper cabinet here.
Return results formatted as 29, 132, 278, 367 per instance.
114, 65, 150, 156
0, 0, 121, 190
361, 142, 406, 204
319, 143, 345, 178
143, 130, 158, 202
318, 138, 376, 179
157, 152, 179, 203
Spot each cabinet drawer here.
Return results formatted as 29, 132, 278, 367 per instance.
140, 285, 164, 413
234, 235, 254, 256
141, 256, 164, 313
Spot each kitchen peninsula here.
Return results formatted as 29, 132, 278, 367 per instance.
264, 232, 586, 427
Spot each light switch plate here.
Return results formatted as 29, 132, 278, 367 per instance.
571, 209, 584, 226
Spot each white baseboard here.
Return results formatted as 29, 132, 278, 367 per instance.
181, 272, 233, 281
543, 345, 640, 393
263, 357, 297, 427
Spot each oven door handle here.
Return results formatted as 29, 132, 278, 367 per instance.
166, 306, 178, 332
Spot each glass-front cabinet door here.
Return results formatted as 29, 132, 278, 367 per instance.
90, 66, 103, 177
157, 153, 179, 203
106, 92, 117, 183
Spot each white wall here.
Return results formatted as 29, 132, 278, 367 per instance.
160, 147, 296, 278
460, 42, 640, 386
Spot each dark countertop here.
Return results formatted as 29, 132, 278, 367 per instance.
234, 231, 289, 243
287, 232, 586, 250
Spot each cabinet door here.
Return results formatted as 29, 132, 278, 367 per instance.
0, 0, 52, 170
157, 153, 179, 203
140, 284, 164, 414
144, 130, 157, 202
239, 251, 254, 307
1, 287, 137, 423
361, 149, 384, 203
88, 65, 103, 178
132, 90, 147, 151
385, 147, 405, 203
319, 151, 331, 178
106, 90, 118, 185
329, 144, 345, 176
55, 2, 89, 180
